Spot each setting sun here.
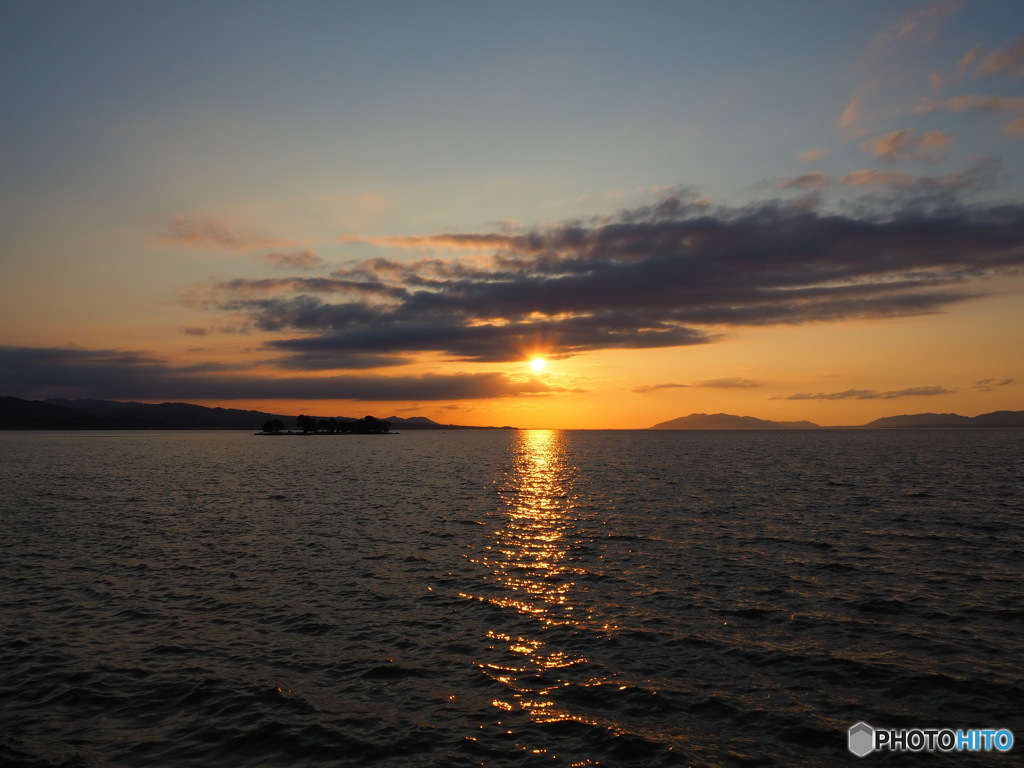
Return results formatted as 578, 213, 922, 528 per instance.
530, 357, 547, 372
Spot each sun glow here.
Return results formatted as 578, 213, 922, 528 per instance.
530, 357, 546, 372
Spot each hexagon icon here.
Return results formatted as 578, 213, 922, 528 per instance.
848, 722, 875, 757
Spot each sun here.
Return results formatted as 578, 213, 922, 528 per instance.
530, 357, 547, 372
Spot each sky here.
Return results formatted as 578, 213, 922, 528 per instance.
2, 0, 1023, 428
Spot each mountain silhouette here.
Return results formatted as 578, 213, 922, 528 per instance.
649, 413, 820, 429
0, 397, 514, 430
649, 411, 1024, 429
862, 411, 1024, 428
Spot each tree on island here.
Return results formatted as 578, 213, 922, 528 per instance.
294, 413, 391, 434
261, 419, 285, 433
353, 415, 391, 433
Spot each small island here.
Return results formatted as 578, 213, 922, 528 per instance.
259, 415, 391, 435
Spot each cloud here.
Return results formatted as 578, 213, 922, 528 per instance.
632, 382, 690, 393
860, 129, 951, 162
0, 346, 556, 402
965, 37, 1024, 79
694, 378, 762, 389
160, 216, 294, 252
838, 99, 861, 130
917, 94, 1024, 114
839, 169, 915, 188
777, 386, 954, 401
972, 377, 1014, 393
838, 1, 959, 134
1005, 116, 1024, 136
633, 377, 760, 393
355, 233, 519, 252
777, 159, 1000, 198
198, 192, 1024, 367
265, 348, 409, 371
776, 173, 830, 190
261, 312, 713, 364
917, 95, 1024, 135
838, 157, 1000, 195
257, 249, 325, 269
888, 0, 960, 42
798, 148, 826, 163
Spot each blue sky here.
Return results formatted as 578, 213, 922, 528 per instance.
2, 1, 1023, 426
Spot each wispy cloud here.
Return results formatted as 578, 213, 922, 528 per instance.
633, 377, 761, 394
160, 216, 294, 252
798, 148, 826, 163
632, 382, 690, 393
774, 158, 1000, 197
916, 94, 1024, 135
695, 378, 762, 389
777, 386, 954, 401
839, 169, 915, 188
888, 0, 961, 43
961, 37, 1024, 79
1005, 116, 1024, 136
257, 249, 325, 270
776, 173, 830, 190
924, 32, 1024, 135
917, 94, 1024, 114
972, 377, 1015, 393
357, 233, 518, 252
860, 129, 951, 162
838, 1, 960, 136
836, 157, 1000, 195
838, 99, 862, 131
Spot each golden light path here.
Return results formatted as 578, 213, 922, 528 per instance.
465, 430, 613, 744
459, 430, 681, 763
486, 429, 581, 633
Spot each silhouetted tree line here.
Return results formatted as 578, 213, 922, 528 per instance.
261, 415, 391, 434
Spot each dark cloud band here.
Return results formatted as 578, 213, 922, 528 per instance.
0, 346, 553, 401
207, 195, 1024, 366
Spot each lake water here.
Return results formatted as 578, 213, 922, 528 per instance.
1, 429, 1022, 767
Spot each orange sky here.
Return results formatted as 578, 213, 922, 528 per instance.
2, 2, 1022, 428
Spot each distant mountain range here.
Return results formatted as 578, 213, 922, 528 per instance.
2, 396, 1022, 430
649, 411, 1024, 429
0, 397, 513, 430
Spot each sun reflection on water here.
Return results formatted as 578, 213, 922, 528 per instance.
465, 429, 603, 731
489, 429, 582, 629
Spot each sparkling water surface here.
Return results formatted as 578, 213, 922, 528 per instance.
1, 429, 1022, 767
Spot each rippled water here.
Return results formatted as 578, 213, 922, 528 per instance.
1, 429, 1022, 767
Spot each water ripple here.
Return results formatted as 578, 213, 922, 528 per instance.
1, 429, 1021, 766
